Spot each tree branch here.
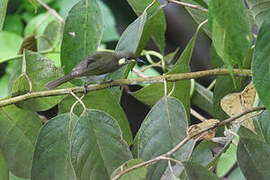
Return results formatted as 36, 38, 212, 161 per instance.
37, 0, 65, 24
0, 68, 251, 107
111, 106, 265, 180
167, 0, 208, 12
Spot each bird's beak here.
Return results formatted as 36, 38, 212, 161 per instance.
135, 58, 145, 64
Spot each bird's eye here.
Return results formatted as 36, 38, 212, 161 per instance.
126, 57, 131, 60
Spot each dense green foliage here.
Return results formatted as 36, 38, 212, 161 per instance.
0, 0, 270, 180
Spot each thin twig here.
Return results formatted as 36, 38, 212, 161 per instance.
191, 108, 207, 121
0, 68, 251, 107
219, 106, 266, 126
167, 0, 208, 12
112, 106, 265, 180
37, 0, 65, 24
69, 91, 86, 113
132, 68, 147, 78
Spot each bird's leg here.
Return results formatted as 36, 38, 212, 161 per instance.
83, 82, 88, 94
101, 78, 113, 88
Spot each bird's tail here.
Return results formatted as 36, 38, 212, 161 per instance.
46, 74, 73, 89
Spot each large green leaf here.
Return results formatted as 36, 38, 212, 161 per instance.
134, 97, 195, 180
254, 110, 270, 144
208, 0, 252, 69
98, 1, 119, 43
70, 110, 132, 180
127, 0, 166, 53
237, 137, 270, 180
216, 144, 237, 177
0, 105, 42, 178
252, 19, 270, 111
11, 50, 69, 111
246, 0, 270, 27
31, 113, 77, 180
59, 89, 133, 145
0, 0, 8, 31
0, 148, 9, 180
183, 161, 220, 180
0, 31, 23, 98
3, 15, 24, 35
61, 0, 103, 75
0, 31, 23, 60
132, 29, 199, 115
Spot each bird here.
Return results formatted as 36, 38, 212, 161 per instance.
45, 51, 144, 89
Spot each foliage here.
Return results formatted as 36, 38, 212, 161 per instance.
0, 0, 269, 179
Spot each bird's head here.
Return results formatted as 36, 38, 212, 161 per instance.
116, 51, 144, 66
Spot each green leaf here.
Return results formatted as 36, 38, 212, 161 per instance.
115, 12, 146, 54
24, 13, 56, 37
31, 113, 77, 180
70, 110, 132, 179
127, 0, 166, 53
10, 50, 69, 111
252, 19, 270, 111
0, 105, 42, 178
208, 0, 252, 69
111, 159, 147, 180
98, 1, 119, 42
190, 141, 217, 166
9, 173, 28, 180
0, 0, 8, 31
61, 0, 103, 75
8, 34, 37, 94
38, 21, 61, 51
227, 167, 246, 180
55, 0, 81, 19
216, 144, 237, 177
3, 15, 24, 35
246, 0, 270, 27
237, 137, 270, 180
0, 31, 23, 60
181, 0, 210, 37
255, 110, 270, 144
134, 97, 195, 180
132, 30, 199, 115
59, 89, 132, 145
191, 82, 214, 117
183, 161, 220, 180
0, 148, 9, 180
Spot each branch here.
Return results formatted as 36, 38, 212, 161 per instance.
37, 0, 65, 24
0, 68, 251, 107
111, 106, 265, 180
167, 0, 208, 12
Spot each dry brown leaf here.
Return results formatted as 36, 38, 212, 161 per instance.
220, 83, 256, 132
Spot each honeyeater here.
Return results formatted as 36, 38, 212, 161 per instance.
45, 51, 144, 89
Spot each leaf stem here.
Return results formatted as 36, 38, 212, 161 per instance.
167, 0, 208, 12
